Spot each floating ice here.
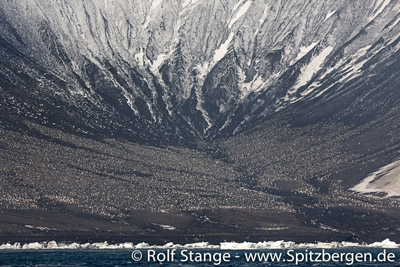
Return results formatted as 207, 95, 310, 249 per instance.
0, 239, 398, 250
21, 242, 42, 250
368, 239, 399, 248
184, 242, 219, 249
316, 242, 340, 249
341, 241, 361, 247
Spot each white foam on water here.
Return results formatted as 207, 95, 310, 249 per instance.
1, 239, 398, 250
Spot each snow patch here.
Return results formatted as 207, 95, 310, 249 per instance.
324, 10, 337, 22
195, 62, 210, 78
259, 4, 269, 25
25, 225, 57, 231
195, 86, 213, 131
291, 46, 333, 92
240, 74, 265, 99
228, 0, 253, 28
319, 224, 341, 233
387, 16, 400, 32
311, 45, 372, 99
192, 63, 213, 132
294, 42, 319, 61
350, 159, 400, 197
134, 49, 145, 66
368, 0, 391, 23
232, 0, 246, 13
143, 0, 163, 28
150, 53, 167, 73
150, 0, 163, 12
390, 32, 400, 51
182, 0, 200, 10
121, 90, 139, 116
213, 32, 234, 63
253, 4, 269, 37
283, 46, 333, 103
155, 224, 176, 230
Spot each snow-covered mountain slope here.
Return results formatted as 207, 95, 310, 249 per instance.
0, 0, 400, 143
2, 1, 400, 242
351, 159, 400, 197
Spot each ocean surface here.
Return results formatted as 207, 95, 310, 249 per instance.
1, 248, 399, 266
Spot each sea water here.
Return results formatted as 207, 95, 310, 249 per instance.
1, 240, 400, 266
0, 248, 399, 266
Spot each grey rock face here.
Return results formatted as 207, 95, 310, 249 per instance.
0, 0, 399, 142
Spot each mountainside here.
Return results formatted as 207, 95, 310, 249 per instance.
1, 0, 399, 142
1, 0, 400, 244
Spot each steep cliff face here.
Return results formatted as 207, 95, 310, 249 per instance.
1, 1, 400, 242
1, 0, 399, 143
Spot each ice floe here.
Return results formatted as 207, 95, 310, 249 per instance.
1, 239, 398, 250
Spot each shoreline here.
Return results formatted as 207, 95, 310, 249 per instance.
2, 207, 400, 246
1, 239, 399, 250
